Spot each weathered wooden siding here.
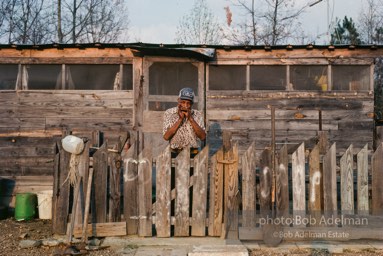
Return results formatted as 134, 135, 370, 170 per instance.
206, 91, 374, 154
0, 90, 134, 176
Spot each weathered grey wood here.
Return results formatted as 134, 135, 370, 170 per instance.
52, 142, 70, 235
155, 146, 171, 237
323, 143, 337, 219
108, 147, 121, 222
309, 144, 321, 222
138, 147, 153, 237
208, 149, 223, 237
276, 144, 289, 218
372, 143, 383, 216
52, 144, 60, 233
191, 146, 209, 236
221, 130, 239, 240
241, 142, 256, 228
357, 144, 369, 214
93, 142, 108, 223
123, 141, 138, 235
341, 144, 354, 215
317, 131, 329, 154
292, 143, 306, 226
259, 148, 272, 217
74, 142, 90, 226
174, 147, 190, 237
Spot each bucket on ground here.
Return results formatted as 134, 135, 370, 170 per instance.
37, 190, 53, 219
15, 193, 37, 221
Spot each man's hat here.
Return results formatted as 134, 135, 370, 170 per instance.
179, 87, 195, 102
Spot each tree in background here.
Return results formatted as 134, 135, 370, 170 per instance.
175, 0, 223, 45
331, 16, 361, 45
53, 0, 129, 43
0, 0, 129, 44
358, 0, 383, 44
224, 0, 308, 45
0, 0, 53, 44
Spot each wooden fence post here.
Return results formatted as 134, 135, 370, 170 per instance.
174, 147, 190, 237
292, 143, 305, 227
155, 146, 170, 237
123, 141, 139, 235
340, 144, 354, 215
276, 144, 289, 218
372, 143, 383, 215
138, 147, 153, 237
93, 142, 108, 223
191, 146, 209, 236
221, 131, 239, 240
241, 142, 256, 228
323, 143, 337, 221
357, 144, 369, 214
208, 150, 223, 237
309, 144, 321, 224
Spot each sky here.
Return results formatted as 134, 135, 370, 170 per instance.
127, 0, 363, 45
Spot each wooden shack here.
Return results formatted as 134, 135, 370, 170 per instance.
0, 43, 381, 212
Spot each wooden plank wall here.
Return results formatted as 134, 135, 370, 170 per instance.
0, 90, 134, 211
206, 91, 374, 156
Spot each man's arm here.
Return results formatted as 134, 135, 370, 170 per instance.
163, 117, 183, 141
189, 115, 206, 140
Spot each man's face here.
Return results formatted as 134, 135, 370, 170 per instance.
178, 99, 192, 112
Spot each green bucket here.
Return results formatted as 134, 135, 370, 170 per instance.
15, 193, 37, 221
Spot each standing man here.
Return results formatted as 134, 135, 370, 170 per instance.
163, 87, 206, 154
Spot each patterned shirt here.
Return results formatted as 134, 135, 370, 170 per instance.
163, 107, 205, 149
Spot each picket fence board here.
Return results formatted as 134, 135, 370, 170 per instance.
155, 146, 171, 237
174, 147, 190, 237
341, 145, 354, 215
138, 147, 153, 237
241, 142, 256, 228
208, 150, 223, 237
323, 143, 337, 218
357, 144, 369, 213
191, 146, 209, 236
259, 148, 272, 217
276, 144, 289, 218
93, 142, 108, 223
292, 143, 305, 227
372, 143, 383, 216
123, 142, 139, 235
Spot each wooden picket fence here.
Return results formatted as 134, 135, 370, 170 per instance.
53, 134, 383, 241
240, 141, 383, 241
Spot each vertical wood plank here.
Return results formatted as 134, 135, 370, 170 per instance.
155, 146, 171, 237
259, 148, 272, 218
74, 142, 90, 225
317, 131, 329, 154
191, 146, 209, 236
208, 149, 223, 237
372, 143, 383, 216
52, 143, 60, 233
108, 147, 121, 222
276, 144, 289, 218
357, 144, 369, 214
241, 142, 256, 228
221, 141, 239, 240
138, 147, 153, 236
93, 142, 108, 223
174, 147, 190, 237
292, 143, 305, 226
52, 143, 70, 234
123, 142, 138, 235
341, 144, 354, 215
309, 144, 321, 223
323, 143, 337, 219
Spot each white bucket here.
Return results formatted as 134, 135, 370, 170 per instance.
37, 190, 53, 219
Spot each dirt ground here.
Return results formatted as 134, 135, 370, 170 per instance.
1, 217, 383, 256
0, 218, 119, 256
